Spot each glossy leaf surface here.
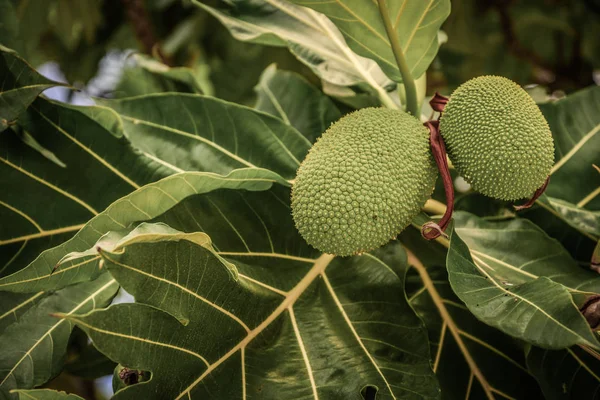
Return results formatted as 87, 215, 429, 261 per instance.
0, 274, 118, 397
254, 64, 341, 143
402, 228, 544, 399
68, 224, 439, 399
542, 86, 600, 209
192, 0, 397, 106
0, 47, 62, 132
447, 221, 599, 350
290, 0, 450, 83
98, 93, 310, 178
0, 169, 286, 293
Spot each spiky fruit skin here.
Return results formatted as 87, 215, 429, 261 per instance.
439, 75, 554, 201
291, 108, 437, 256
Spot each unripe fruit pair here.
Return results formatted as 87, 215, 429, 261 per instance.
292, 76, 554, 256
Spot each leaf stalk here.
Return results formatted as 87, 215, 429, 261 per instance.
377, 0, 419, 116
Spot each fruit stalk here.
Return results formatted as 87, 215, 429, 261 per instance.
377, 0, 419, 117
422, 119, 454, 240
514, 176, 550, 210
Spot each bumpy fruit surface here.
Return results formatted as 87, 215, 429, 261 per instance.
439, 75, 554, 200
291, 108, 437, 256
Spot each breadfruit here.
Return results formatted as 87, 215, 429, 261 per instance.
291, 108, 437, 256
439, 75, 554, 200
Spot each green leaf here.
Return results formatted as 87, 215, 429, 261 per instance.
14, 129, 67, 168
446, 222, 599, 350
115, 54, 213, 98
0, 47, 63, 132
192, 0, 398, 107
0, 96, 174, 284
0, 95, 179, 342
541, 86, 600, 209
289, 0, 450, 83
401, 228, 543, 399
520, 195, 599, 265
254, 64, 341, 143
67, 225, 439, 399
0, 292, 44, 335
0, 169, 287, 293
0, 0, 22, 53
0, 273, 118, 397
111, 364, 149, 394
527, 345, 600, 399
134, 55, 212, 95
540, 197, 600, 237
452, 211, 600, 294
97, 93, 310, 179
11, 389, 84, 400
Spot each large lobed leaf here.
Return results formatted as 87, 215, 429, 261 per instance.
290, 0, 450, 83
0, 168, 287, 293
0, 65, 332, 389
0, 93, 179, 385
60, 197, 439, 398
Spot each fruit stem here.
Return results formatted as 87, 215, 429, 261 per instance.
513, 176, 550, 210
377, 0, 419, 117
429, 92, 449, 112
422, 120, 455, 240
420, 93, 453, 240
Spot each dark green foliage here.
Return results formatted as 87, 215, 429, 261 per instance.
0, 1, 598, 399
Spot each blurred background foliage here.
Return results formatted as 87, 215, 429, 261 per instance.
3, 0, 599, 107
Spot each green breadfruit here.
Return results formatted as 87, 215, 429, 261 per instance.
439, 75, 555, 201
291, 108, 438, 256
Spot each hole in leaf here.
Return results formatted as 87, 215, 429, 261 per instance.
361, 385, 378, 400
117, 366, 150, 386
